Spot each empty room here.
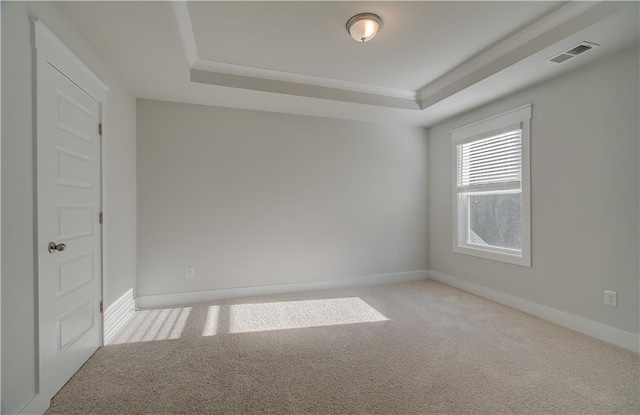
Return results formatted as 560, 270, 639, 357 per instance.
1, 1, 639, 414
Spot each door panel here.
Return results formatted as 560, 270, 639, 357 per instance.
56, 89, 95, 141
56, 148, 93, 189
57, 252, 95, 297
58, 300, 95, 351
37, 61, 102, 401
57, 204, 94, 240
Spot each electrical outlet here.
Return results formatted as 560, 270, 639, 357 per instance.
185, 266, 195, 278
604, 290, 617, 307
392, 253, 398, 262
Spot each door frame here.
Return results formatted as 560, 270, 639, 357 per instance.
24, 19, 109, 415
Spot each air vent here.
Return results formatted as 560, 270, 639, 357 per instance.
546, 41, 600, 64
566, 44, 592, 56
549, 54, 573, 64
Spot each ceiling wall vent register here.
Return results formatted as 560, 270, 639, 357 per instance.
546, 41, 600, 64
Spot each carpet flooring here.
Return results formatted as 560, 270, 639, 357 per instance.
46, 280, 639, 414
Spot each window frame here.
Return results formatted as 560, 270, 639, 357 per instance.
451, 104, 532, 267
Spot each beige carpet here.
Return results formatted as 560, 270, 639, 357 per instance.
46, 280, 639, 414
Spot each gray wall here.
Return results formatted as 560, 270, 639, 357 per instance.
1, 2, 137, 413
429, 46, 640, 335
137, 99, 429, 298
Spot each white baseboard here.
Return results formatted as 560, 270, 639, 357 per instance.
104, 288, 135, 345
136, 270, 429, 309
18, 393, 49, 415
428, 270, 640, 353
19, 290, 137, 414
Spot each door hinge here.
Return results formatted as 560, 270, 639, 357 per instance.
99, 211, 103, 224
99, 300, 104, 314
98, 122, 103, 136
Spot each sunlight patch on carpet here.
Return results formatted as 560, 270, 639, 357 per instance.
109, 307, 192, 344
202, 297, 388, 336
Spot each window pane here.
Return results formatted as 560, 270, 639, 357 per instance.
468, 192, 521, 250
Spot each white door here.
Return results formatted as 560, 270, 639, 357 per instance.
35, 23, 104, 404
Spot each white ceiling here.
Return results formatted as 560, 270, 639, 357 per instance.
189, 1, 560, 91
57, 1, 639, 127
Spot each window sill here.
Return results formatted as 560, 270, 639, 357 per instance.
453, 244, 531, 267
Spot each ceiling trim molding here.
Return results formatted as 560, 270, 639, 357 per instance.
192, 59, 417, 100
418, 1, 622, 109
172, 1, 419, 109
191, 69, 421, 110
171, 1, 622, 111
171, 1, 198, 67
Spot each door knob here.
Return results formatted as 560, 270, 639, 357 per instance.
48, 242, 67, 253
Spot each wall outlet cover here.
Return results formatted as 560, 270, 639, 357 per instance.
604, 290, 617, 307
186, 266, 195, 278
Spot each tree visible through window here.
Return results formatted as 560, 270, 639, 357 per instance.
469, 192, 521, 250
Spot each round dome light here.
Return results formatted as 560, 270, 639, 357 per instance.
346, 13, 382, 43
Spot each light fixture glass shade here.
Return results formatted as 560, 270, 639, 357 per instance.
346, 13, 382, 43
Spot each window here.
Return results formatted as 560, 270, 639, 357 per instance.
451, 105, 531, 266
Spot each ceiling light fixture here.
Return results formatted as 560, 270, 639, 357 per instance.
346, 13, 382, 43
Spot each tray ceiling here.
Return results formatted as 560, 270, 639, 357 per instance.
57, 1, 640, 126
188, 1, 560, 92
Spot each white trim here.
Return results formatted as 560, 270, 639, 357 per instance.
454, 243, 526, 266
172, 1, 622, 110
170, 1, 417, 106
451, 104, 532, 267
171, 1, 198, 67
0, 3, 3, 408
99, 100, 108, 347
32, 20, 108, 99
103, 289, 135, 345
136, 270, 429, 309
450, 104, 531, 138
31, 20, 108, 414
428, 270, 640, 353
418, 2, 622, 109
18, 394, 50, 415
192, 59, 417, 101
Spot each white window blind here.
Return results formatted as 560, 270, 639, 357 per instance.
457, 129, 522, 191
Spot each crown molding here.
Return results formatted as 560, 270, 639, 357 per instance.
172, 1, 419, 109
171, 1, 198, 67
191, 69, 420, 109
192, 59, 417, 100
418, 1, 622, 110
171, 1, 622, 111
